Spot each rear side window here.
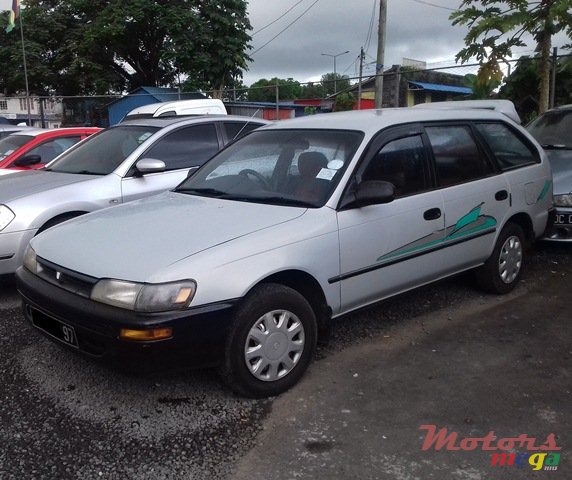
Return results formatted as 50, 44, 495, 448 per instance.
144, 124, 219, 170
476, 122, 538, 171
426, 125, 493, 187
223, 121, 265, 142
362, 135, 430, 197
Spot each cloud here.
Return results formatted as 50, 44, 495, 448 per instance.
244, 0, 466, 85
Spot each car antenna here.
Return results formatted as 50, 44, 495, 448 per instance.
231, 109, 262, 141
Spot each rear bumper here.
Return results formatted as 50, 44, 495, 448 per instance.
16, 266, 237, 371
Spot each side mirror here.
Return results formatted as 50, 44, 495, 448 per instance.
135, 158, 166, 175
13, 154, 42, 167
352, 180, 395, 208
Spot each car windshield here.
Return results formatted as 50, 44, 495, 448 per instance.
0, 134, 33, 161
528, 110, 572, 149
46, 125, 160, 175
176, 129, 363, 207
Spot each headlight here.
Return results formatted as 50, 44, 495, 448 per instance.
91, 279, 197, 312
553, 194, 572, 207
23, 245, 40, 274
0, 205, 15, 231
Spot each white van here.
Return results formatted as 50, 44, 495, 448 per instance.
123, 99, 227, 121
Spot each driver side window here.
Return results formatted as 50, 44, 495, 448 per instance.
362, 135, 430, 198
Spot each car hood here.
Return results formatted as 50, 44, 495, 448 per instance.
32, 191, 306, 282
545, 150, 572, 194
0, 170, 92, 201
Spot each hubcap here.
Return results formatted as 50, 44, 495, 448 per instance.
244, 310, 305, 382
498, 235, 522, 284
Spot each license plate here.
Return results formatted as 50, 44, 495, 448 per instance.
554, 213, 572, 226
32, 310, 79, 348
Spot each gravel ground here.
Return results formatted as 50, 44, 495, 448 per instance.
0, 242, 569, 479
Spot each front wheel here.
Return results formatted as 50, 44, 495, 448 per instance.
219, 283, 317, 398
475, 223, 525, 294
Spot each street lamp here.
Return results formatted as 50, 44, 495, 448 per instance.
321, 50, 349, 94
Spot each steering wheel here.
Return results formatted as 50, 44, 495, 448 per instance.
239, 169, 270, 189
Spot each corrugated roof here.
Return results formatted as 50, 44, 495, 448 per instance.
408, 81, 472, 95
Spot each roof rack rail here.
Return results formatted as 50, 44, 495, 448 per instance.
412, 100, 521, 124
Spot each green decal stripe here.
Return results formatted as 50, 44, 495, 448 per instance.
537, 180, 551, 202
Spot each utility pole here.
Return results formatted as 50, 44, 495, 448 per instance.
321, 51, 349, 94
374, 0, 387, 109
358, 47, 365, 110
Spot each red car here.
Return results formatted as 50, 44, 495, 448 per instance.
0, 127, 101, 170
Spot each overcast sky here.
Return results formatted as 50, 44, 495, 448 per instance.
243, 0, 564, 86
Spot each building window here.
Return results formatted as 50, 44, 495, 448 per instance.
0, 100, 7, 110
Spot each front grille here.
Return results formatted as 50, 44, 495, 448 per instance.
36, 257, 98, 298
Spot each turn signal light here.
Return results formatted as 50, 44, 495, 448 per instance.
119, 327, 173, 341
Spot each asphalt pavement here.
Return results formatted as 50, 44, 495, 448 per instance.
229, 247, 571, 480
0, 245, 570, 479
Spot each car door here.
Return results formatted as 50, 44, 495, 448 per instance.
120, 123, 221, 203
336, 126, 445, 312
424, 123, 510, 274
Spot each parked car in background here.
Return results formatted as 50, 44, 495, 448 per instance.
16, 107, 552, 398
0, 124, 34, 140
0, 115, 269, 276
0, 127, 100, 171
122, 99, 227, 122
527, 104, 572, 241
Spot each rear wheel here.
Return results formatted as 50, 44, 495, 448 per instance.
219, 283, 317, 398
475, 223, 525, 294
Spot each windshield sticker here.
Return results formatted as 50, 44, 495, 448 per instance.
316, 168, 336, 181
137, 132, 153, 144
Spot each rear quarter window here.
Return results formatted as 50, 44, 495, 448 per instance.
475, 122, 539, 171
425, 125, 494, 187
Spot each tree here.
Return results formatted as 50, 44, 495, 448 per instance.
450, 0, 572, 114
499, 55, 572, 123
0, 0, 252, 96
462, 73, 501, 99
247, 78, 301, 102
321, 72, 351, 96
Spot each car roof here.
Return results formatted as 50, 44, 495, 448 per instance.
116, 115, 269, 128
263, 107, 519, 136
7, 127, 101, 138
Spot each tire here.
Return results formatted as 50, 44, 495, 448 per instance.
219, 283, 317, 398
475, 223, 525, 294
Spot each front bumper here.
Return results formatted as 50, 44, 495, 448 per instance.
16, 266, 237, 371
0, 229, 35, 275
544, 207, 572, 242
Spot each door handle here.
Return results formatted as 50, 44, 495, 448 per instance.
495, 190, 508, 201
423, 208, 442, 221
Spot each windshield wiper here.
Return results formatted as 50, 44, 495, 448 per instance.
541, 144, 570, 150
176, 187, 229, 197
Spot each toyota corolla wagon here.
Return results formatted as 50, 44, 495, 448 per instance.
16, 106, 553, 398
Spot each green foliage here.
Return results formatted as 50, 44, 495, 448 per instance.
0, 0, 251, 95
303, 106, 317, 115
450, 0, 572, 113
247, 78, 301, 102
499, 55, 572, 122
334, 92, 354, 111
463, 73, 501, 99
321, 72, 351, 96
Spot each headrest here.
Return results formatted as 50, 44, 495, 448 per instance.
298, 151, 328, 178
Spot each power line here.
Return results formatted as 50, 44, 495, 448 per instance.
251, 0, 321, 56
363, 0, 377, 54
411, 0, 456, 12
252, 0, 308, 36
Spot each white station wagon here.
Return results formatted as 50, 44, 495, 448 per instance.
17, 106, 553, 398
